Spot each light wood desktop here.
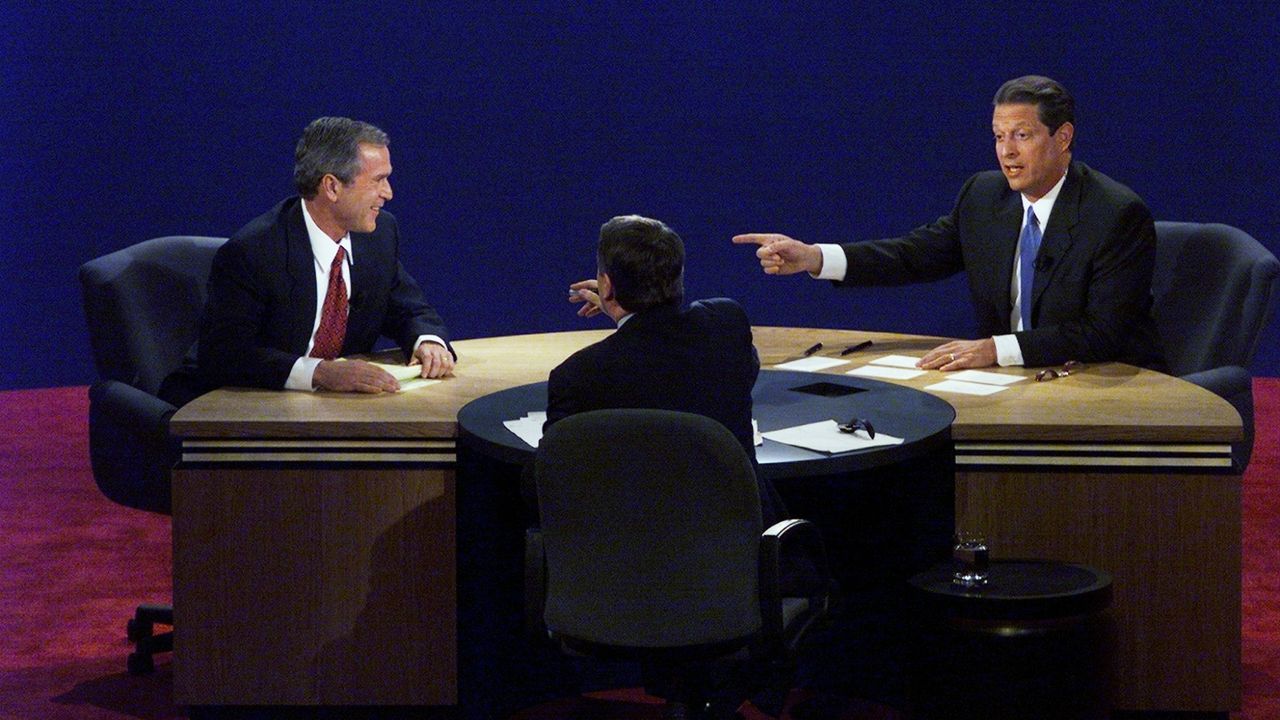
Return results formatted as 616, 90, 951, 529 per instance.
169, 327, 1242, 712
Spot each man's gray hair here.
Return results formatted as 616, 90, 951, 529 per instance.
293, 117, 389, 199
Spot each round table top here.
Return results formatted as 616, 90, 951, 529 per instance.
457, 368, 956, 480
909, 560, 1114, 620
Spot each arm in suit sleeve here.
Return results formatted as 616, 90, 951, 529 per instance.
1015, 200, 1157, 366
197, 241, 303, 390
378, 222, 453, 359
837, 175, 974, 287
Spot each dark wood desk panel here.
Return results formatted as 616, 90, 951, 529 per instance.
169, 327, 1242, 712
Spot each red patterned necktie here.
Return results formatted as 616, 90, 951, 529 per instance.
310, 246, 347, 359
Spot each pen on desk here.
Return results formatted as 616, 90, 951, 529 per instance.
802, 342, 823, 357
840, 340, 874, 356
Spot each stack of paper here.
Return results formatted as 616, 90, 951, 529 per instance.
337, 360, 442, 392
761, 420, 904, 454
846, 354, 927, 380
503, 411, 546, 448
925, 369, 1025, 396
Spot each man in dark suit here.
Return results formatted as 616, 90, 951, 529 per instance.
177, 117, 453, 400
734, 75, 1163, 371
547, 215, 786, 526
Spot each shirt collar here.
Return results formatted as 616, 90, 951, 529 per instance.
1021, 169, 1068, 228
301, 198, 354, 268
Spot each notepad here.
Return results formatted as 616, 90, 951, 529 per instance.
949, 370, 1026, 386
867, 354, 925, 369
847, 365, 926, 380
761, 420, 904, 454
924, 379, 1009, 396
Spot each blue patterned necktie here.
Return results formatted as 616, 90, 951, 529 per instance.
1019, 205, 1042, 331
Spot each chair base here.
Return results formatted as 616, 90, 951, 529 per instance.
125, 603, 173, 675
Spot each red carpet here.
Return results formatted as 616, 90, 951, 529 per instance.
1, 382, 1277, 719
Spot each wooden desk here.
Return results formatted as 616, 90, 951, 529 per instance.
169, 327, 1242, 712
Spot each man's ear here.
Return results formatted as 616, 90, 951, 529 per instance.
598, 272, 615, 302
1054, 121, 1074, 152
321, 174, 342, 201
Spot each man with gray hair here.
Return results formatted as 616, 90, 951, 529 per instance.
183, 116, 454, 398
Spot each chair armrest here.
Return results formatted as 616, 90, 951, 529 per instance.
90, 379, 178, 435
524, 528, 548, 645
758, 518, 834, 646
1181, 365, 1251, 400
1180, 365, 1255, 471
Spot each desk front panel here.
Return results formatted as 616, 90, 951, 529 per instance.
168, 327, 1243, 712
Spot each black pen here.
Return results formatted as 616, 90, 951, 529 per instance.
840, 340, 873, 356
802, 342, 823, 357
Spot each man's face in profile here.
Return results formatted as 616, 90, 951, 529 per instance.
992, 103, 1073, 202
333, 143, 393, 234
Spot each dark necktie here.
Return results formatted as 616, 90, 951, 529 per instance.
310, 246, 348, 360
1019, 206, 1042, 331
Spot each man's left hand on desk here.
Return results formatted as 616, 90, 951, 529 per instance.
919, 338, 997, 371
412, 341, 455, 378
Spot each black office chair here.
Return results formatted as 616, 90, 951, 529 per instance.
1152, 222, 1280, 471
526, 409, 834, 718
78, 235, 225, 674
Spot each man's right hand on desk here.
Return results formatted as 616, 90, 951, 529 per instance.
313, 359, 400, 393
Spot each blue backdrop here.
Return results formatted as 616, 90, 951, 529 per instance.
4, 1, 1278, 389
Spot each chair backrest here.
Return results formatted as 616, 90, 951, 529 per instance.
535, 408, 764, 651
79, 236, 226, 395
1152, 222, 1280, 377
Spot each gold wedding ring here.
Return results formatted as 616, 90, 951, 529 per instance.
948, 353, 955, 362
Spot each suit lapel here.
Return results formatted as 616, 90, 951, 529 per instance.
992, 189, 1023, 323
1031, 163, 1082, 310
284, 200, 319, 353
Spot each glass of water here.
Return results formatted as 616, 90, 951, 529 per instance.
952, 531, 989, 587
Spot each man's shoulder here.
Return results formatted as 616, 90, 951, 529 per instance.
228, 197, 301, 247
1073, 162, 1148, 210
686, 297, 750, 327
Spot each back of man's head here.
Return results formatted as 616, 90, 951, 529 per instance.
293, 117, 390, 199
993, 75, 1075, 148
597, 215, 685, 313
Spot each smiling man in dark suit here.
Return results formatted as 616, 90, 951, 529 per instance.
191, 116, 454, 397
734, 75, 1163, 371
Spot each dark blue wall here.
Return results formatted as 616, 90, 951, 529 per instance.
5, 2, 1278, 389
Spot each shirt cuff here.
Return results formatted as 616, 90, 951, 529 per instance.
287, 356, 323, 391
414, 335, 449, 355
993, 334, 1025, 367
812, 244, 848, 281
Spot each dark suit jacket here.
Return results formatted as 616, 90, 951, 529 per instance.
544, 298, 786, 525
196, 197, 451, 391
838, 162, 1162, 368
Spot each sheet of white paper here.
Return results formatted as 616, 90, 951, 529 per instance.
397, 378, 442, 392
368, 361, 425, 381
948, 370, 1026, 386
772, 356, 851, 372
924, 379, 1009, 396
846, 365, 927, 380
868, 354, 924, 369
503, 415, 545, 447
752, 419, 763, 446
761, 420, 905, 454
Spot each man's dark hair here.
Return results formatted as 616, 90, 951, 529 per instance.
293, 117, 390, 199
993, 75, 1075, 149
597, 215, 684, 313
